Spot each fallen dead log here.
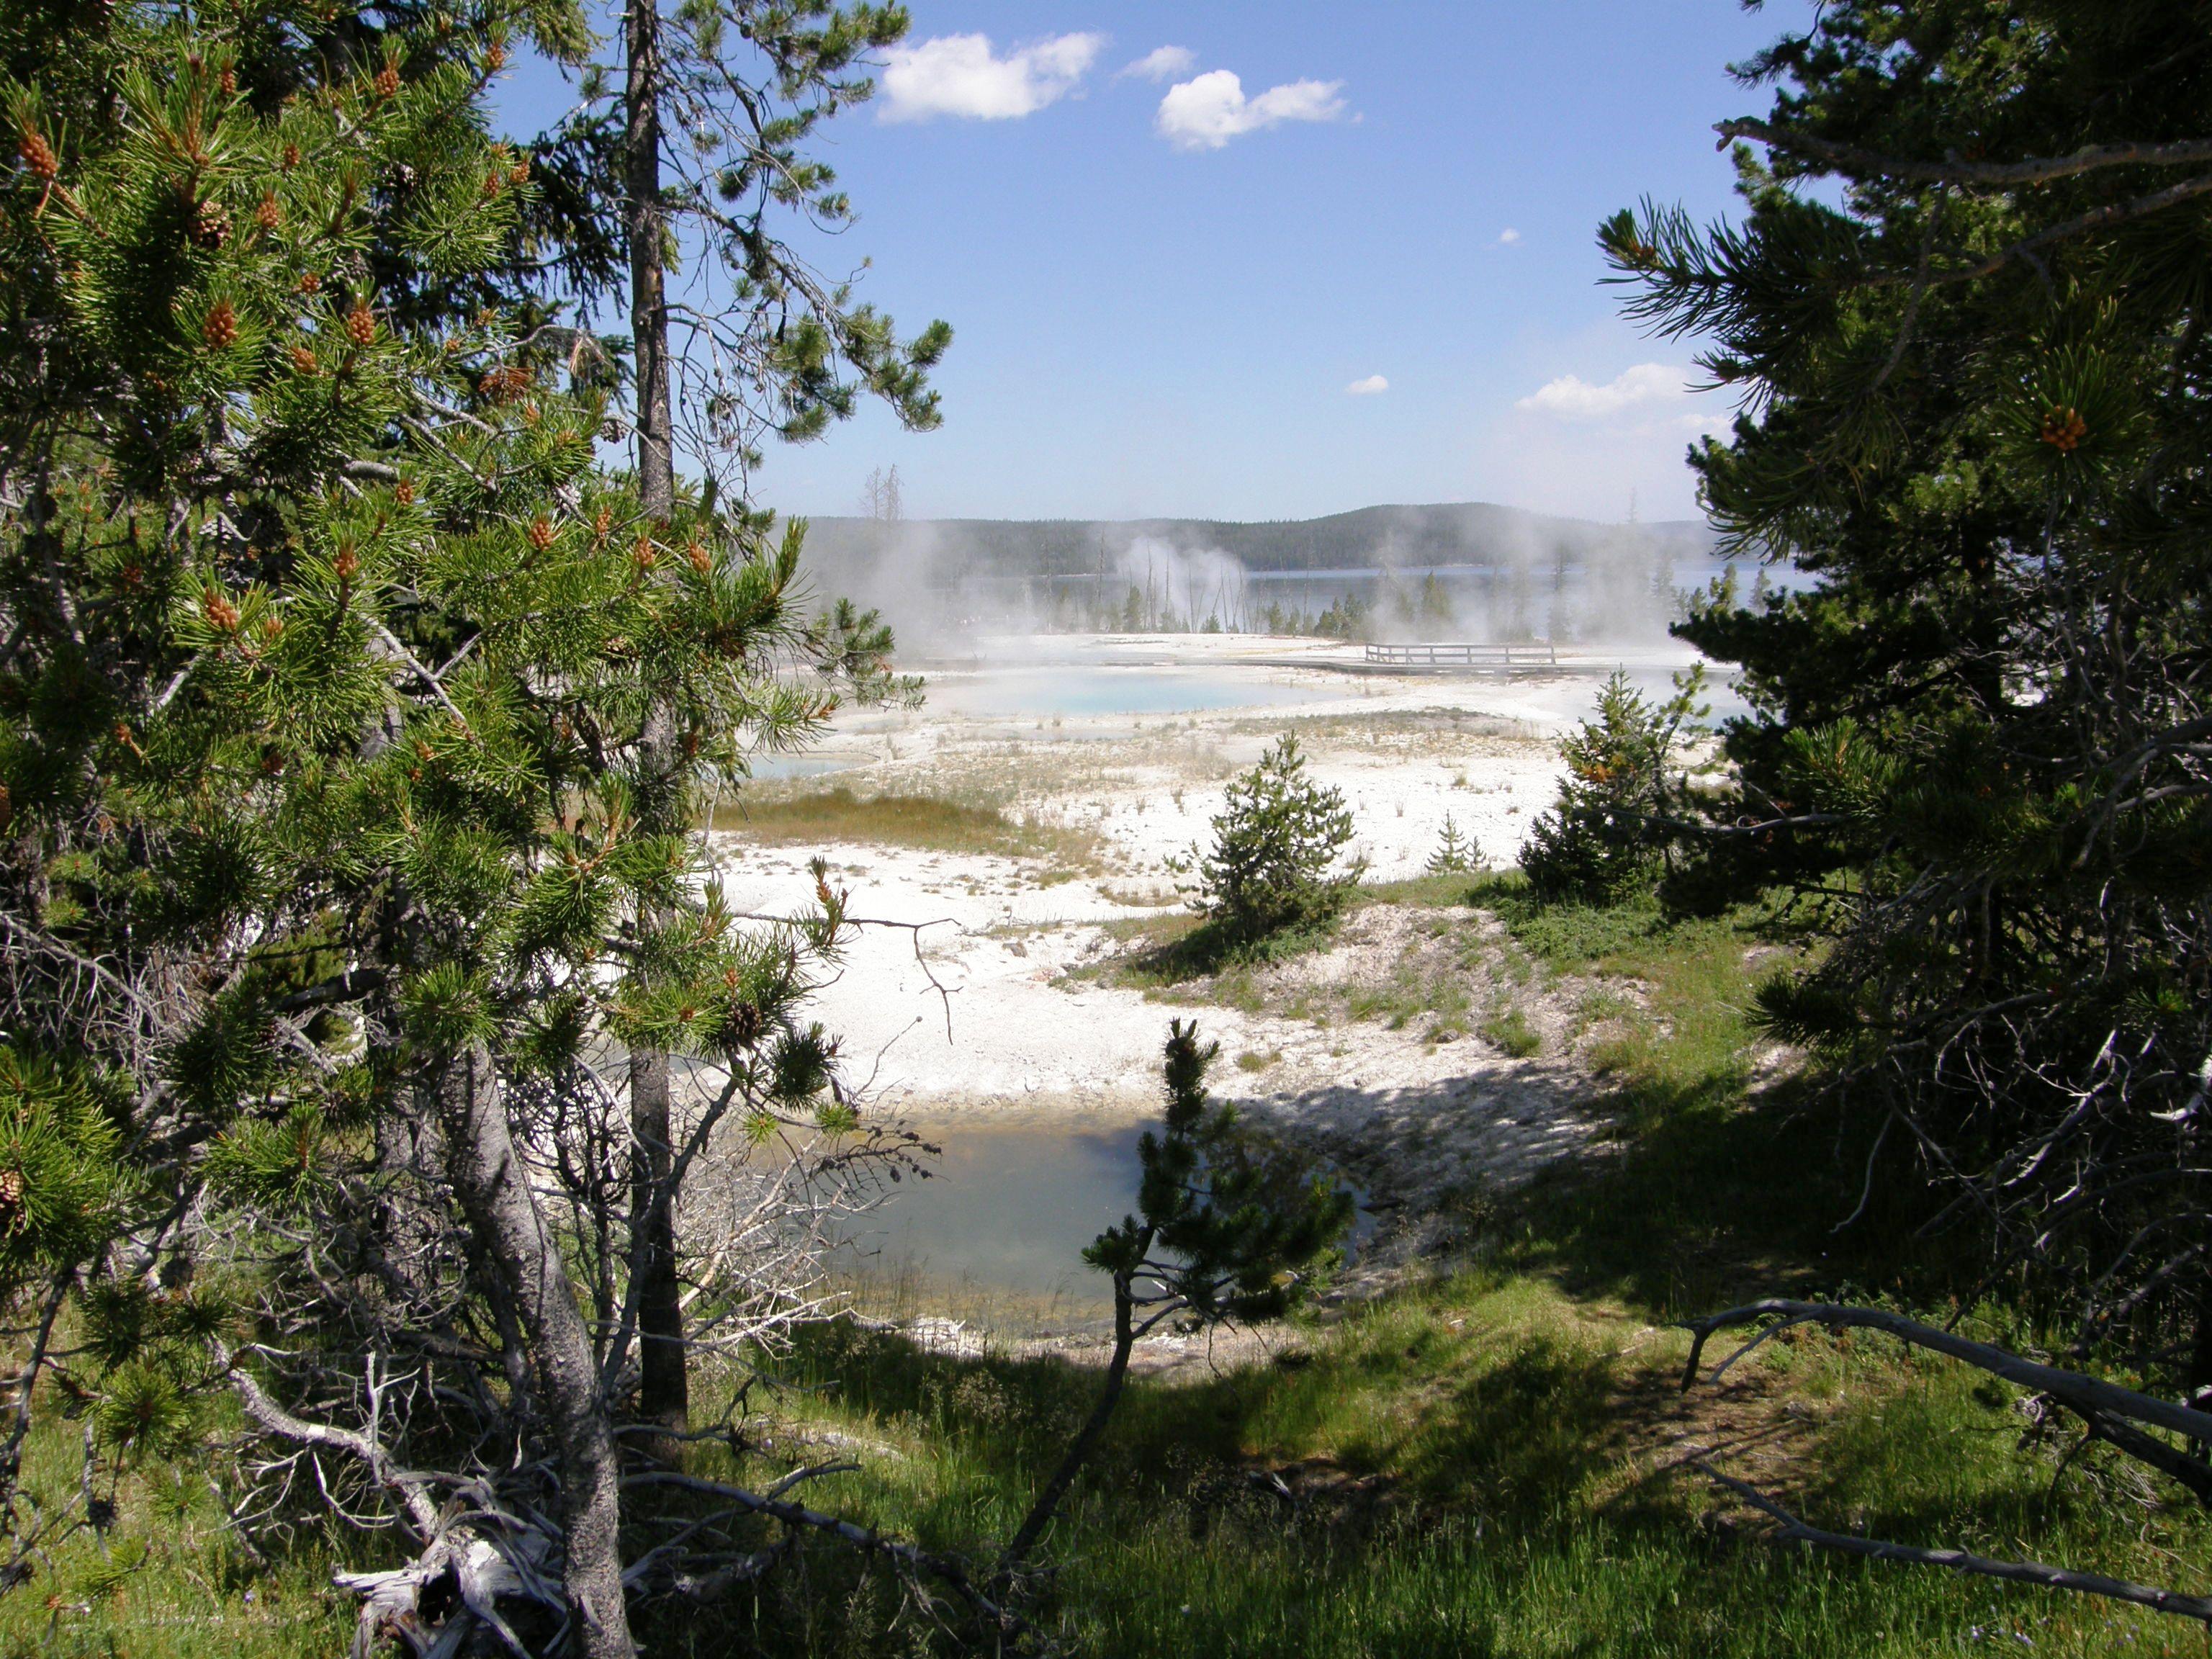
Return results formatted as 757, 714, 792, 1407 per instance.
1678, 1301, 2212, 1627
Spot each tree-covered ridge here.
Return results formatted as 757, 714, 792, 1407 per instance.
799, 500, 1718, 578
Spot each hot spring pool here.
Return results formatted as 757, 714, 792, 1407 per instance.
922, 667, 1326, 719
837, 1116, 1375, 1326
841, 1120, 1146, 1318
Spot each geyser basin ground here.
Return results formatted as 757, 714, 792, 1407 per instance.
713, 633, 1731, 1316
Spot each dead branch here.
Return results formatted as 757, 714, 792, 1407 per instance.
217, 1343, 441, 1538
621, 1470, 1028, 1640
1678, 1300, 2212, 1450
1686, 1459, 2212, 1624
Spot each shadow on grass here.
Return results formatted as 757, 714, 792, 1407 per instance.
680, 1287, 2153, 1659
1113, 912, 1343, 986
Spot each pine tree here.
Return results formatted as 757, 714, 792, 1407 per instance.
1519, 670, 1698, 904
1428, 813, 1480, 875
1178, 734, 1364, 946
1602, 0, 2212, 1514
0, 5, 927, 1646
1004, 1020, 1352, 1566
497, 0, 952, 1447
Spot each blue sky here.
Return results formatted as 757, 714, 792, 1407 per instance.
495, 2, 1812, 525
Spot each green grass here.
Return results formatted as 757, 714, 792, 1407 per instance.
709, 785, 1102, 870
12, 882, 2202, 1658
617, 1276, 2212, 1658
1479, 1004, 1542, 1056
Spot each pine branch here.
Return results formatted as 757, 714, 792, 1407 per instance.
1720, 120, 2212, 187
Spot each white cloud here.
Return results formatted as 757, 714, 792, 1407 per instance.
1516, 362, 1694, 421
878, 32, 1105, 122
1345, 374, 1389, 396
1118, 45, 1195, 82
1498, 227, 1521, 246
1156, 69, 1346, 150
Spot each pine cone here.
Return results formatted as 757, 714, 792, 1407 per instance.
394, 478, 415, 505
2041, 405, 2087, 452
687, 539, 711, 575
528, 517, 555, 552
345, 304, 376, 346
333, 541, 359, 581
282, 142, 300, 171
0, 1169, 23, 1229
255, 192, 281, 230
508, 161, 529, 187
374, 63, 400, 100
288, 343, 318, 375
218, 66, 236, 95
190, 199, 233, 249
16, 130, 58, 182
725, 1000, 764, 1049
297, 271, 320, 295
479, 362, 531, 403
485, 41, 507, 71
202, 299, 238, 349
202, 589, 240, 631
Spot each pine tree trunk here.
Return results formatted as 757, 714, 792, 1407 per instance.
1004, 1267, 1141, 1566
625, 0, 674, 518
435, 1045, 635, 1659
628, 1047, 688, 1439
622, 0, 689, 1443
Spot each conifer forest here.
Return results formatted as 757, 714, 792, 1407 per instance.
2, 3, 2212, 1655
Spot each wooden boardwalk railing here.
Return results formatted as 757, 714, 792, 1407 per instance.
1362, 642, 1558, 669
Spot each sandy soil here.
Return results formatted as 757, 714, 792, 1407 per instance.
710, 633, 1714, 1219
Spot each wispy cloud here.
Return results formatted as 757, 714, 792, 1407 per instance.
1497, 227, 1521, 246
1346, 374, 1389, 396
1118, 45, 1195, 83
879, 32, 1106, 122
1517, 363, 1693, 421
1156, 69, 1346, 150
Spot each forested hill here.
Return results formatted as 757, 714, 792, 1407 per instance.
795, 501, 1718, 578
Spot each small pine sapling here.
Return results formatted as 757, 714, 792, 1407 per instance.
1428, 813, 1480, 873
1519, 668, 1702, 903
1175, 733, 1364, 945
1003, 1020, 1353, 1568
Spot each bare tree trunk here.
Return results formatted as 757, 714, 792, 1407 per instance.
1004, 1267, 1139, 1566
625, 0, 674, 519
436, 1046, 636, 1659
629, 1048, 688, 1440
623, 0, 688, 1443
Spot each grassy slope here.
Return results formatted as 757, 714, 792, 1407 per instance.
696, 880, 2211, 1657
9, 881, 2209, 1656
